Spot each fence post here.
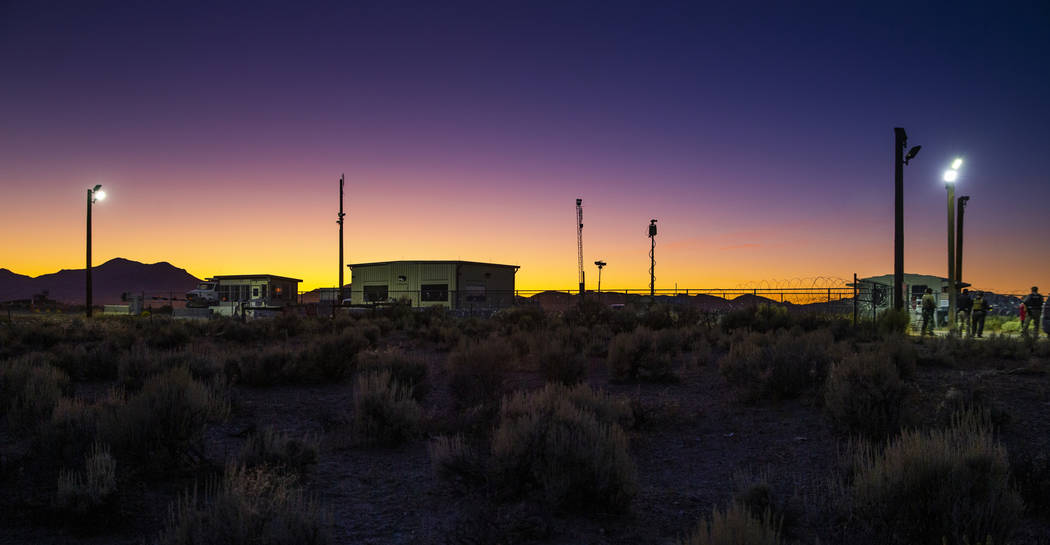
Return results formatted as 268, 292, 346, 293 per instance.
853, 273, 858, 326
827, 288, 831, 304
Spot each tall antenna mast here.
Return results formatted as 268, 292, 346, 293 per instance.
338, 174, 346, 301
649, 219, 658, 297
576, 198, 585, 295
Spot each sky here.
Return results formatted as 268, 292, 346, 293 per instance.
2, 0, 1049, 293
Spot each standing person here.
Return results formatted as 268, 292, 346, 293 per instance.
957, 289, 973, 337
1021, 286, 1043, 338
921, 288, 937, 337
971, 291, 988, 338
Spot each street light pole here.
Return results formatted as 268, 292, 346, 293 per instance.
86, 185, 105, 318
956, 195, 970, 287
594, 260, 606, 304
943, 159, 962, 333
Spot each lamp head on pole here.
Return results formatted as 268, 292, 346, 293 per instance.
594, 260, 606, 269
943, 170, 959, 183
904, 145, 921, 165
90, 184, 106, 203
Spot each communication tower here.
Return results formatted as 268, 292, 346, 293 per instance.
648, 219, 658, 297
576, 198, 585, 295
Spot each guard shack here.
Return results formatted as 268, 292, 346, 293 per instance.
347, 260, 518, 310
209, 274, 301, 308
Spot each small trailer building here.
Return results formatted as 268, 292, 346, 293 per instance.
209, 274, 301, 307
347, 260, 518, 309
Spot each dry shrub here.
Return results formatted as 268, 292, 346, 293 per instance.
876, 335, 917, 379
533, 334, 587, 385
299, 329, 370, 382
352, 371, 421, 446
447, 336, 514, 409
236, 427, 318, 475
719, 330, 835, 403
356, 348, 428, 401
491, 383, 637, 513
55, 441, 118, 523
850, 412, 1021, 545
0, 353, 71, 433
824, 353, 907, 439
679, 502, 782, 545
51, 342, 119, 381
101, 367, 226, 467
229, 346, 299, 386
607, 327, 678, 382
157, 465, 331, 545
42, 389, 124, 465
428, 434, 485, 487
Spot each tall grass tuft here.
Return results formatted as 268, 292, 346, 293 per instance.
55, 441, 118, 522
156, 465, 331, 545
352, 371, 421, 446
236, 427, 318, 475
356, 348, 428, 401
849, 411, 1021, 545
679, 502, 782, 545
719, 330, 836, 402
0, 353, 71, 433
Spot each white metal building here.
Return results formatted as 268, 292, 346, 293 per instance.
347, 260, 518, 309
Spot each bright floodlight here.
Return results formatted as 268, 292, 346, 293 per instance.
94, 189, 106, 201
943, 170, 958, 183
951, 158, 963, 169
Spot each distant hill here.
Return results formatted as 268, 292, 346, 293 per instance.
0, 258, 202, 304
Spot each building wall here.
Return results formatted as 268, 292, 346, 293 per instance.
215, 278, 299, 307
455, 263, 516, 309
349, 262, 457, 307
349, 262, 515, 309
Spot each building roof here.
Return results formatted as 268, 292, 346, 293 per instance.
348, 260, 519, 270
210, 274, 303, 283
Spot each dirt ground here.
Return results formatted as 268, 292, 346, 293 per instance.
2, 335, 1049, 545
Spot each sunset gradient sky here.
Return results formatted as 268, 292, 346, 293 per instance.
2, 1, 1049, 292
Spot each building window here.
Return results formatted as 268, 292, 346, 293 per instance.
364, 285, 389, 302
252, 287, 260, 298
397, 275, 407, 283
261, 285, 268, 298
421, 284, 448, 302
275, 286, 283, 296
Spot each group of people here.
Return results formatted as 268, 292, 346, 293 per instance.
920, 285, 1043, 338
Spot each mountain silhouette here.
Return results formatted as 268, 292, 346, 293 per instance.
0, 258, 202, 304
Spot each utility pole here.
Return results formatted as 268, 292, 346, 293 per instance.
956, 196, 969, 288
576, 198, 584, 296
893, 128, 920, 311
947, 182, 956, 333
648, 219, 658, 298
86, 188, 93, 317
338, 174, 346, 302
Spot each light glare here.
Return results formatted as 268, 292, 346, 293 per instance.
94, 189, 107, 201
943, 170, 958, 183
951, 158, 963, 169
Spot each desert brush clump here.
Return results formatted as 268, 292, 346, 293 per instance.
352, 370, 421, 446
848, 411, 1022, 545
356, 348, 428, 401
446, 336, 514, 409
719, 329, 836, 402
679, 502, 782, 545
532, 332, 588, 385
491, 383, 637, 513
156, 465, 331, 545
0, 353, 71, 434
55, 441, 118, 524
824, 352, 908, 439
606, 327, 679, 382
236, 427, 318, 475
299, 328, 371, 382
227, 345, 300, 386
428, 434, 486, 487
101, 367, 227, 468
